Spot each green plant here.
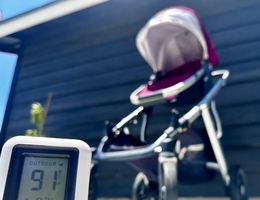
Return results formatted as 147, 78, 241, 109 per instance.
25, 102, 45, 136
25, 93, 52, 137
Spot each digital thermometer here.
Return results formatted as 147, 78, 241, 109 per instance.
0, 136, 92, 200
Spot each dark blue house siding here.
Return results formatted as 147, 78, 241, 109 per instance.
5, 0, 260, 197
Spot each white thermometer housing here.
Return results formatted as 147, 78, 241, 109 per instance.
0, 136, 92, 200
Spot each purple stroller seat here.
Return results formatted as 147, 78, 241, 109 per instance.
138, 60, 201, 101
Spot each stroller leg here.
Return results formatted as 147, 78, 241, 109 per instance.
158, 152, 178, 200
201, 104, 230, 186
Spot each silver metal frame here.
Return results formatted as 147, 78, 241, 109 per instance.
201, 105, 229, 185
159, 153, 178, 200
211, 101, 223, 139
94, 69, 230, 188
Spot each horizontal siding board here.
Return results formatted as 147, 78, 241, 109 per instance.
23, 18, 146, 57
19, 0, 260, 44
219, 103, 260, 127
7, 105, 172, 141
218, 41, 260, 66
222, 124, 260, 148
225, 60, 260, 85
20, 1, 260, 65
10, 102, 131, 124
15, 65, 149, 104
20, 1, 158, 47
19, 51, 145, 81
212, 22, 260, 49
6, 0, 260, 197
10, 103, 260, 148
8, 94, 260, 145
224, 148, 260, 172
204, 2, 260, 32
22, 27, 140, 66
7, 116, 260, 150
9, 103, 175, 131
7, 102, 133, 132
10, 82, 140, 119
216, 80, 260, 107
13, 80, 260, 129
19, 38, 137, 78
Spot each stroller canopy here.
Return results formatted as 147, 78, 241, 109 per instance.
136, 7, 219, 73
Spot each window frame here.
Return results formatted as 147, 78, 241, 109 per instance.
0, 37, 23, 150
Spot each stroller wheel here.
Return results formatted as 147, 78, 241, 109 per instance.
227, 165, 248, 200
132, 172, 158, 200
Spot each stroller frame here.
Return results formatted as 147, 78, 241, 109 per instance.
92, 69, 234, 200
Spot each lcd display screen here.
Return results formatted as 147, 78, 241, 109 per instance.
18, 155, 68, 200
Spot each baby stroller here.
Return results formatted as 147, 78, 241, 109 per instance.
91, 7, 248, 200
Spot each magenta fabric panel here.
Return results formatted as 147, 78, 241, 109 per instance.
177, 6, 219, 66
203, 29, 219, 66
138, 60, 201, 99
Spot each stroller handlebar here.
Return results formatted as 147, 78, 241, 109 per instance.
112, 106, 144, 132
199, 69, 229, 106
94, 70, 229, 162
130, 68, 205, 106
